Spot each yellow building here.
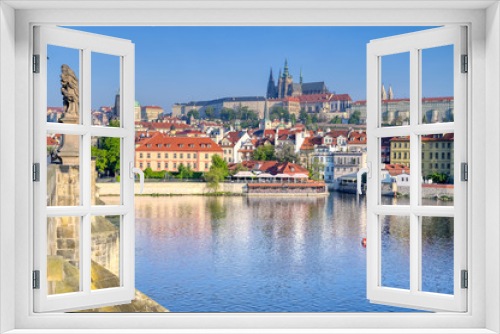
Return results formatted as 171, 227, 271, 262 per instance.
135, 134, 223, 172
421, 133, 454, 179
389, 134, 454, 180
390, 136, 410, 167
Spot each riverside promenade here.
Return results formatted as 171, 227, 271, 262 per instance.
97, 181, 328, 196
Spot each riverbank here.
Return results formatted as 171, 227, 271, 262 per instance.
97, 181, 328, 196
97, 181, 246, 196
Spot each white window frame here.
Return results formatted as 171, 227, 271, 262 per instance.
0, 2, 498, 334
32, 26, 136, 312
366, 26, 467, 312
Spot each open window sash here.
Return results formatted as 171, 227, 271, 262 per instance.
33, 26, 135, 312
366, 26, 467, 312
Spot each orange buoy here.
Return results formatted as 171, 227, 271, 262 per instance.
361, 238, 367, 247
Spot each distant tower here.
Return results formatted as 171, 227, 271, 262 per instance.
266, 68, 277, 98
300, 68, 303, 84
260, 99, 272, 131
113, 90, 120, 119
277, 68, 283, 98
388, 86, 394, 100
381, 85, 387, 100
281, 58, 293, 98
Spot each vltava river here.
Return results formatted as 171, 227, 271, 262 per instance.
132, 193, 453, 312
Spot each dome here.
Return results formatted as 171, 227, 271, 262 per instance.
134, 100, 141, 108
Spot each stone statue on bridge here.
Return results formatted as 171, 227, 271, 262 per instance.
58, 64, 79, 164
60, 64, 79, 120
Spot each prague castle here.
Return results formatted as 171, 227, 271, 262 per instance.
266, 59, 330, 99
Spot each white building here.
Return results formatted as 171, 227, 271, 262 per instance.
311, 145, 335, 183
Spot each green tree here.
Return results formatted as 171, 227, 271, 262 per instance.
177, 163, 194, 179
252, 145, 276, 161
330, 116, 342, 124
187, 109, 200, 119
299, 109, 308, 123
290, 114, 297, 125
205, 167, 224, 193
91, 120, 120, 176
276, 143, 301, 164
205, 155, 230, 192
349, 111, 361, 124
426, 173, 449, 184
204, 106, 215, 119
309, 158, 326, 181
220, 107, 236, 121
210, 154, 229, 178
311, 114, 319, 123
422, 114, 428, 124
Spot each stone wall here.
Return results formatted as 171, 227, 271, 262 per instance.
97, 181, 246, 196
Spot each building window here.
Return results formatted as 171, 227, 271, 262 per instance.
174, 163, 177, 169
194, 163, 197, 169
180, 153, 183, 159
140, 153, 143, 158
140, 163, 143, 168
187, 163, 191, 168
205, 154, 208, 159
157, 153, 161, 158
174, 153, 177, 158
147, 163, 151, 168
165, 153, 168, 158
188, 153, 191, 159
165, 163, 168, 168
147, 153, 150, 158
194, 153, 197, 159
157, 163, 161, 169
205, 163, 208, 169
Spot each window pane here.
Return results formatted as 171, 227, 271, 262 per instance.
381, 215, 410, 290
47, 133, 80, 206
420, 133, 454, 205
92, 136, 121, 205
421, 45, 454, 124
380, 52, 410, 127
381, 136, 410, 205
91, 52, 121, 127
47, 45, 80, 124
47, 216, 80, 295
91, 215, 121, 290
421, 216, 454, 295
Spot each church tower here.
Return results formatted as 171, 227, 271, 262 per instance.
277, 68, 283, 98
388, 86, 394, 100
381, 84, 387, 100
266, 68, 277, 98
259, 99, 272, 130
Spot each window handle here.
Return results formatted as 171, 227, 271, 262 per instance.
357, 166, 370, 195
129, 162, 144, 195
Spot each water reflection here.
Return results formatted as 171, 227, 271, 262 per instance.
132, 194, 453, 312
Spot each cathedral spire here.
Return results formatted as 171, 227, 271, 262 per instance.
283, 58, 289, 77
388, 85, 394, 100
381, 84, 387, 100
300, 68, 303, 84
266, 67, 277, 98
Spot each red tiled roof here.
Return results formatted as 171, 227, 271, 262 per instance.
141, 106, 163, 109
298, 93, 352, 103
383, 164, 410, 176
300, 137, 323, 150
140, 122, 191, 130
136, 134, 222, 152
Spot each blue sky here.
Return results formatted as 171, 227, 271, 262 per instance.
47, 26, 453, 112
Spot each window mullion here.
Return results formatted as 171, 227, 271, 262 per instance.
409, 47, 420, 295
